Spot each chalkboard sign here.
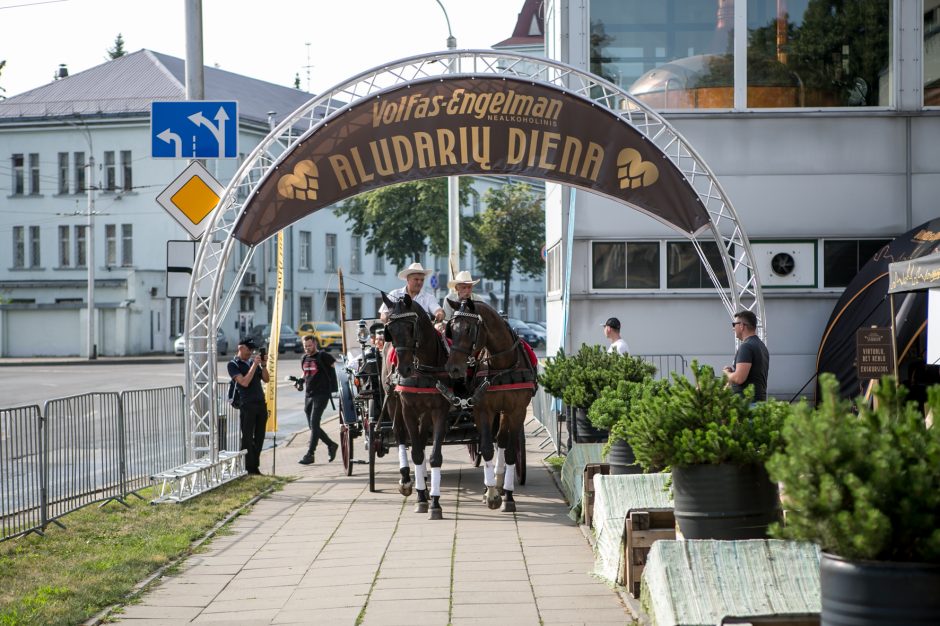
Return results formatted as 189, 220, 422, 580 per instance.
856, 328, 895, 380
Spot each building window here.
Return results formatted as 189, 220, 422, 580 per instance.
299, 296, 313, 322
11, 154, 24, 195
325, 292, 339, 323
28, 153, 40, 195
58, 225, 70, 267
104, 151, 116, 191
534, 297, 544, 322
592, 241, 660, 289
546, 243, 562, 293
374, 253, 385, 274
351, 235, 362, 273
239, 294, 254, 312
170, 298, 187, 337
105, 224, 117, 266
299, 230, 311, 270
12, 226, 24, 268
375, 296, 384, 316
120, 150, 132, 191
325, 233, 337, 272
351, 295, 362, 320
57, 152, 69, 194
75, 225, 87, 268
28, 226, 40, 267
666, 241, 730, 289
121, 224, 133, 266
74, 152, 86, 193
823, 239, 891, 288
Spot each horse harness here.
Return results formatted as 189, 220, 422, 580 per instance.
448, 309, 538, 395
386, 309, 452, 395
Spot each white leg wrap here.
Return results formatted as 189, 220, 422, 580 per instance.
503, 465, 515, 492
415, 463, 427, 491
430, 467, 442, 497
483, 459, 496, 487
398, 444, 409, 469
495, 447, 506, 474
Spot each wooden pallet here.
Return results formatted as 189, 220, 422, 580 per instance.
582, 463, 610, 527
623, 508, 675, 596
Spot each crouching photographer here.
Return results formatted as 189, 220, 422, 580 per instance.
296, 335, 338, 465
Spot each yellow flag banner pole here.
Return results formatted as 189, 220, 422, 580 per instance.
265, 232, 284, 434
338, 269, 348, 356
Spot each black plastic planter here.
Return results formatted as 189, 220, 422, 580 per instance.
574, 407, 608, 443
606, 439, 640, 475
672, 463, 780, 540
820, 552, 940, 626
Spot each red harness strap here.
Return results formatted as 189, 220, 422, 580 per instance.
395, 384, 450, 394
486, 381, 536, 392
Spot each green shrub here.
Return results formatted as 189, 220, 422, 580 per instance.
767, 375, 940, 563
563, 344, 656, 410
590, 379, 670, 456
538, 348, 569, 398
626, 361, 788, 470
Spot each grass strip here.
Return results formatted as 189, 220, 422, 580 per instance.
0, 475, 287, 626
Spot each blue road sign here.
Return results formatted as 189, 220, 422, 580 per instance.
151, 101, 238, 159
430, 272, 439, 289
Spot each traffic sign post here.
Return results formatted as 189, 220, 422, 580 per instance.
151, 101, 238, 159
156, 161, 223, 240
167, 240, 222, 298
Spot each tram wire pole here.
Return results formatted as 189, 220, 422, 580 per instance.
436, 1, 460, 286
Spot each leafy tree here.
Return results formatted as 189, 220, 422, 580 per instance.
467, 182, 544, 314
0, 59, 6, 100
107, 33, 126, 59
293, 73, 301, 90
334, 178, 474, 271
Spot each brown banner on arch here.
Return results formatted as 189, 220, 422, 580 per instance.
234, 76, 709, 245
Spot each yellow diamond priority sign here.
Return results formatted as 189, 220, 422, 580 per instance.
156, 161, 223, 240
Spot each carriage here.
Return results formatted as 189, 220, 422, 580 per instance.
335, 317, 526, 494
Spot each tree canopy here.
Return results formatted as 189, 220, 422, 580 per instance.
107, 34, 126, 60
0, 60, 6, 100
334, 177, 474, 271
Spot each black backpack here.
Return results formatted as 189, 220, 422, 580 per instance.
228, 359, 243, 409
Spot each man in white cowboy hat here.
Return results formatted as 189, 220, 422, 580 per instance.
379, 262, 445, 323
442, 269, 485, 320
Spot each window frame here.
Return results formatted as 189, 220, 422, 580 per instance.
589, 240, 662, 291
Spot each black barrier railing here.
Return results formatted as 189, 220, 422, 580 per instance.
0, 387, 188, 542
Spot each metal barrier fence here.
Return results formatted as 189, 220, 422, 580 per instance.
529, 355, 688, 456
0, 386, 188, 542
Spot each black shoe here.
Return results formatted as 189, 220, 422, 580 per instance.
328, 442, 338, 462
299, 454, 314, 465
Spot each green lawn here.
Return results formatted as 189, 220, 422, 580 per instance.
0, 475, 287, 626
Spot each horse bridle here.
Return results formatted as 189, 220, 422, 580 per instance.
449, 309, 484, 363
386, 310, 420, 366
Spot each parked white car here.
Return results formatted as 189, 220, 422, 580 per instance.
174, 329, 229, 356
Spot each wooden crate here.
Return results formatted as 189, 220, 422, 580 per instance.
582, 463, 610, 527
623, 509, 675, 597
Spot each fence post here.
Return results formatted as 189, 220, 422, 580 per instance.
39, 404, 48, 532
118, 392, 128, 499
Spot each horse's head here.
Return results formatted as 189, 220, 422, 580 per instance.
382, 291, 424, 378
445, 297, 486, 379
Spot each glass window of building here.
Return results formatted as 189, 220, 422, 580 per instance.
74, 152, 86, 193
546, 243, 562, 293
823, 238, 891, 288
299, 296, 313, 322
326, 292, 339, 323
11, 154, 24, 195
29, 225, 40, 267
12, 226, 25, 268
58, 225, 70, 267
75, 225, 87, 267
593, 0, 735, 109
592, 241, 660, 288
121, 224, 133, 266
351, 235, 362, 273
351, 295, 362, 320
747, 0, 891, 107
104, 151, 116, 191
325, 233, 337, 272
57, 152, 69, 194
926, 0, 940, 106
105, 224, 117, 266
374, 296, 384, 316
374, 253, 385, 274
299, 230, 311, 270
28, 153, 39, 195
666, 241, 730, 288
120, 150, 132, 191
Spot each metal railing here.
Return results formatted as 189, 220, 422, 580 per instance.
1, 386, 187, 542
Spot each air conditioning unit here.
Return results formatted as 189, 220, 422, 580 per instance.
751, 241, 817, 288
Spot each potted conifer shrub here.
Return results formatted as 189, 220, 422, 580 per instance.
589, 378, 666, 474
626, 361, 789, 539
767, 375, 940, 625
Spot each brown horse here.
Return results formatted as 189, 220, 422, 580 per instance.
444, 298, 537, 512
382, 292, 453, 520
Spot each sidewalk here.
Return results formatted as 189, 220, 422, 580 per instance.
109, 418, 635, 625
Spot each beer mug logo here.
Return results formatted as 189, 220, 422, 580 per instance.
277, 160, 319, 200
617, 148, 659, 189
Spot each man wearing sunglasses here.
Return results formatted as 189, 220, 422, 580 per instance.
723, 310, 769, 401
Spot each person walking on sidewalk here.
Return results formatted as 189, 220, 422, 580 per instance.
228, 338, 270, 475
296, 335, 339, 465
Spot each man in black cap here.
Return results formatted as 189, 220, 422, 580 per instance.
227, 338, 270, 475
603, 317, 630, 355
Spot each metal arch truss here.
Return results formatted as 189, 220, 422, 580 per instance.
180, 50, 765, 474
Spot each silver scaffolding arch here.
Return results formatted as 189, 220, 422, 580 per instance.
181, 49, 765, 474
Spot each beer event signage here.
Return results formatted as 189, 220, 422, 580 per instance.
855, 327, 895, 380
234, 76, 710, 245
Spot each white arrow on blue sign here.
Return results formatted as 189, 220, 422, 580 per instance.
151, 101, 238, 159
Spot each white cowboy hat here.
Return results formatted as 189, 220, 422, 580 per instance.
397, 262, 434, 280
447, 270, 481, 289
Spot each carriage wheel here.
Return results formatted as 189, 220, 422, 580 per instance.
341, 422, 354, 476
467, 442, 482, 467
516, 427, 527, 486
368, 421, 377, 492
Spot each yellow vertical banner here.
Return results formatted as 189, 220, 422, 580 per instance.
265, 231, 284, 431
338, 269, 347, 355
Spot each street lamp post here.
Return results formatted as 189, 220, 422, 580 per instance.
86, 156, 97, 359
435, 0, 460, 283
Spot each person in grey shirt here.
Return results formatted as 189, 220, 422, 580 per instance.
723, 309, 770, 401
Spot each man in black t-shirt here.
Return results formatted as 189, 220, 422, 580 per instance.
723, 310, 770, 401
297, 335, 339, 465
227, 338, 270, 474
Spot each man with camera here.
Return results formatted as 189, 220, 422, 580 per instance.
227, 338, 270, 475
295, 335, 339, 465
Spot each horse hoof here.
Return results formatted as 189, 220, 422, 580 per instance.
485, 486, 502, 510
415, 501, 428, 514
399, 481, 413, 497
501, 501, 516, 513
428, 507, 443, 521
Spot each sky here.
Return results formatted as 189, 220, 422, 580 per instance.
0, 0, 527, 98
